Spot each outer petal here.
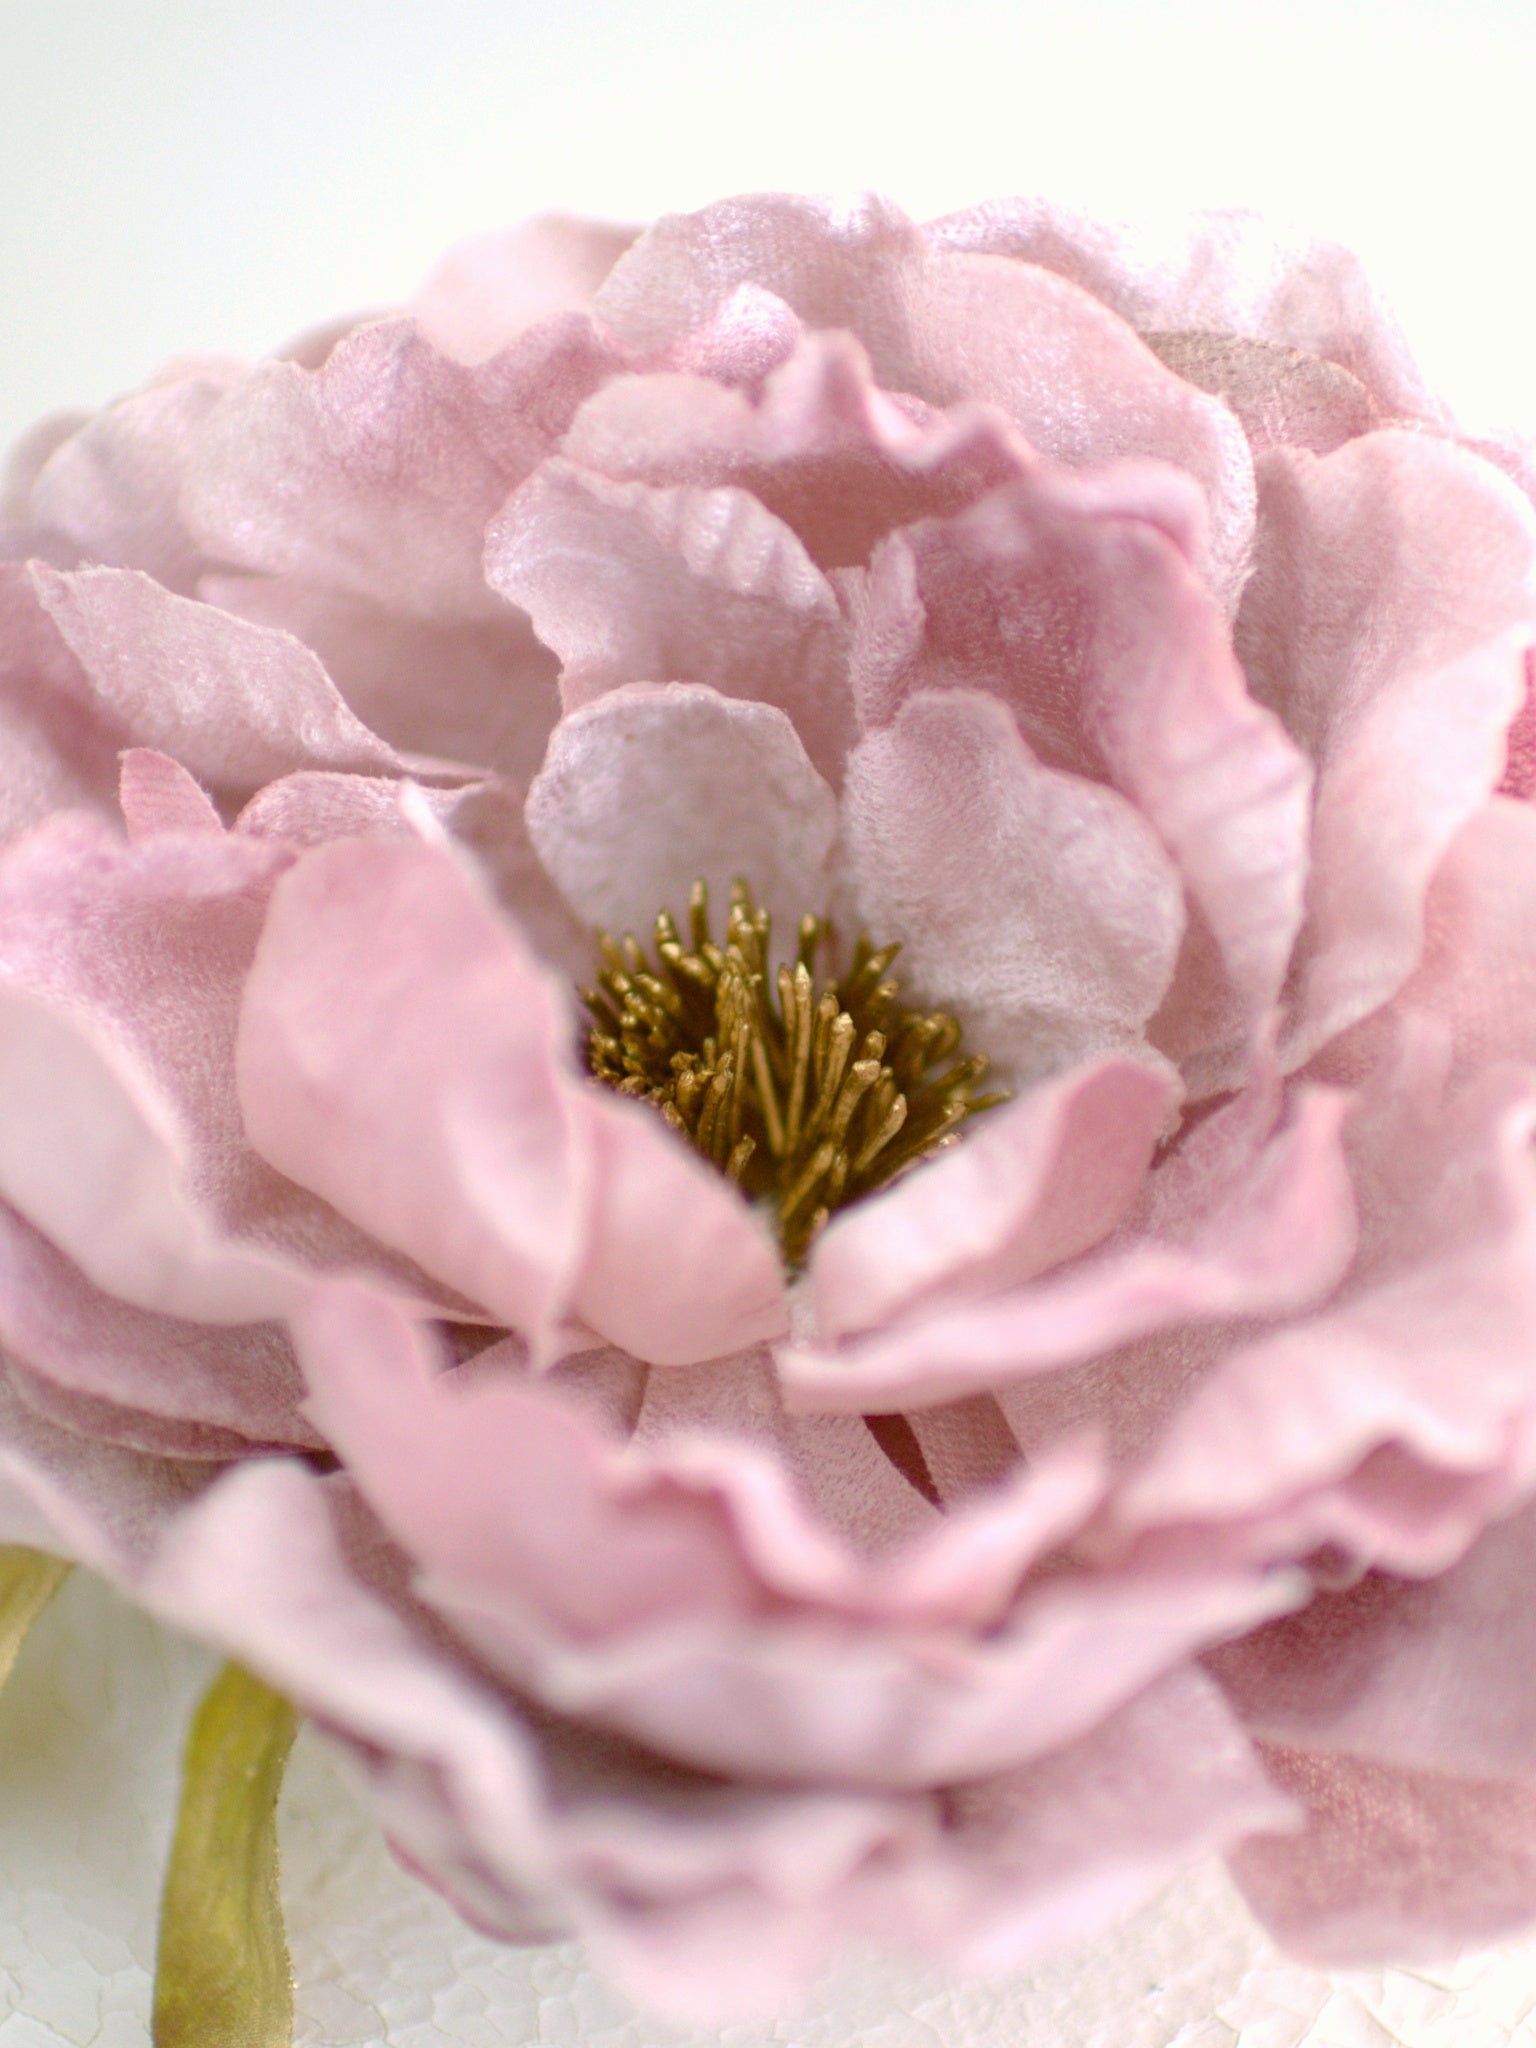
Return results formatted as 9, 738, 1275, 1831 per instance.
183, 317, 616, 620
0, 564, 125, 839
484, 458, 855, 780
26, 359, 244, 591
839, 689, 1186, 1078
0, 814, 314, 1322
412, 215, 639, 365
525, 681, 838, 944
30, 563, 403, 789
1113, 1069, 1536, 1578
200, 569, 561, 785
927, 198, 1444, 425
1229, 1746, 1536, 1965
1234, 432, 1536, 1064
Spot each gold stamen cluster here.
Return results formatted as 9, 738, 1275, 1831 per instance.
581, 880, 1008, 1264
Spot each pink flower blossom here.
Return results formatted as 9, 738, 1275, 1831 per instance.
3, 193, 1536, 2016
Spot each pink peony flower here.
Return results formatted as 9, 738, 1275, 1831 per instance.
3, 192, 1536, 2017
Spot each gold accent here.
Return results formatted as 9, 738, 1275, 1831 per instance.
583, 881, 1008, 1263
153, 1662, 299, 2048
0, 1546, 70, 1694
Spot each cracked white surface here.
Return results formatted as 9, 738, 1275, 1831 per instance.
4, 1575, 1536, 2047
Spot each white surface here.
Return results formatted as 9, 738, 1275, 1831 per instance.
3, 1572, 1536, 2047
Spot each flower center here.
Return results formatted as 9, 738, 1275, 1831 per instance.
581, 880, 1007, 1264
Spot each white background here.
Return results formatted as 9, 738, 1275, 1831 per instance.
3, 0, 1536, 450
5, 4, 1536, 2041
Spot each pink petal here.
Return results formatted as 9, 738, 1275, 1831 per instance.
27, 359, 245, 591
237, 836, 585, 1352
0, 1193, 314, 1450
183, 317, 615, 620
412, 215, 639, 365
0, 566, 125, 838
563, 328, 1029, 569
1113, 1069, 1536, 1578
1230, 1745, 1536, 1964
784, 1076, 1356, 1413
839, 689, 1186, 1077
0, 1364, 209, 1565
857, 479, 1311, 1069
1212, 1499, 1536, 1785
1235, 432, 1536, 1064
201, 569, 561, 784
809, 1055, 1174, 1343
484, 458, 855, 781
594, 195, 1254, 605
0, 815, 314, 1322
118, 749, 223, 839
927, 198, 1444, 425
570, 1090, 787, 1363
30, 563, 402, 789
525, 681, 838, 943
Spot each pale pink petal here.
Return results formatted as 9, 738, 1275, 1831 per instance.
1234, 432, 1536, 1064
0, 565, 125, 838
839, 690, 1186, 1077
525, 682, 838, 943
136, 1456, 932, 2025
484, 458, 855, 781
237, 836, 586, 1353
4, 1360, 276, 1462
30, 563, 403, 788
784, 1077, 1356, 1413
118, 749, 223, 839
413, 216, 639, 365
235, 770, 591, 979
927, 199, 1444, 424
570, 1089, 787, 1364
0, 816, 315, 1322
27, 360, 245, 590
201, 570, 561, 784
1391, 797, 1536, 1076
0, 1194, 314, 1448
808, 1055, 1174, 1342
0, 1364, 209, 1565
563, 328, 1029, 569
594, 195, 1255, 605
183, 317, 615, 619
2, 410, 92, 524
870, 1666, 1293, 1979
1212, 1500, 1536, 1785
1113, 1070, 1536, 1578
857, 479, 1312, 1068
1140, 330, 1382, 456
1229, 1746, 1536, 1964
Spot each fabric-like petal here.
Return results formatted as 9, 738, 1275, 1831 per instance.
839, 689, 1186, 1078
807, 1054, 1174, 1342
485, 458, 855, 780
1234, 431, 1536, 1065
525, 681, 838, 945
184, 317, 616, 620
926, 198, 1444, 425
30, 563, 403, 790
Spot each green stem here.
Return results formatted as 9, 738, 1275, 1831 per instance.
0, 1545, 71, 1694
153, 1661, 300, 2048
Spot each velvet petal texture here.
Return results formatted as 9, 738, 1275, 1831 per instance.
2, 188, 1536, 2014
